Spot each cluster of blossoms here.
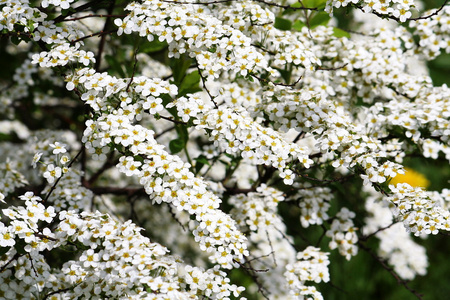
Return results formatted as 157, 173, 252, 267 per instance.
229, 184, 285, 232
411, 5, 450, 59
1, 0, 450, 298
325, 0, 417, 22
116, 0, 269, 80
284, 246, 330, 300
32, 43, 96, 68
387, 183, 450, 236
57, 60, 248, 268
364, 188, 428, 280
294, 184, 333, 228
326, 208, 359, 260
1, 193, 244, 299
0, 159, 28, 199
0, 0, 84, 44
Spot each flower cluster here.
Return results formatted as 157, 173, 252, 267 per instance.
116, 0, 269, 80
229, 184, 285, 232
388, 183, 450, 236
294, 183, 333, 228
0, 159, 28, 199
285, 246, 330, 300
325, 0, 416, 22
59, 63, 248, 268
411, 5, 450, 59
1, 195, 244, 299
32, 43, 96, 68
1, 0, 450, 298
326, 207, 359, 260
364, 189, 428, 280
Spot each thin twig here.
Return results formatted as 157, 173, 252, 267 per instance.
360, 221, 397, 241
126, 45, 140, 92
163, 0, 319, 11
0, 253, 20, 273
251, 73, 303, 88
53, 0, 110, 23
409, 0, 449, 21
70, 29, 117, 45
42, 285, 78, 300
196, 65, 219, 108
358, 241, 424, 300
317, 63, 348, 71
43, 149, 83, 203
158, 115, 188, 125
266, 230, 277, 267
63, 14, 126, 22
94, 0, 116, 71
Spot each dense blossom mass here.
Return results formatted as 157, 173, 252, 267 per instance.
0, 0, 449, 299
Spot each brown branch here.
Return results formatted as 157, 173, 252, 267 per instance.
87, 152, 118, 185
63, 14, 127, 22
94, 0, 116, 71
317, 63, 348, 71
87, 186, 145, 196
70, 29, 117, 45
358, 241, 424, 300
154, 125, 176, 139
0, 253, 20, 273
162, 0, 318, 11
355, 0, 449, 23
0, 31, 33, 39
251, 72, 303, 88
233, 259, 270, 300
43, 149, 83, 203
359, 221, 397, 241
409, 0, 449, 21
126, 45, 140, 92
42, 286, 77, 300
196, 64, 219, 108
34, 233, 58, 242
158, 115, 188, 125
53, 0, 110, 23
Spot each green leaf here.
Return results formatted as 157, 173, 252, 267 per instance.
309, 12, 331, 28
333, 27, 351, 38
178, 71, 201, 96
14, 239, 27, 255
169, 138, 185, 154
274, 17, 292, 31
194, 154, 210, 174
104, 55, 126, 78
0, 246, 10, 257
290, 0, 327, 8
170, 56, 193, 84
274, 67, 291, 84
292, 20, 306, 31
140, 39, 168, 53
303, 0, 327, 9
10, 35, 21, 45
175, 123, 189, 144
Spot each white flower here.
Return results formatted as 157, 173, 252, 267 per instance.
43, 164, 62, 184
50, 142, 67, 154
31, 152, 43, 168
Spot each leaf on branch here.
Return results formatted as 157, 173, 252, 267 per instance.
293, 20, 306, 31
309, 12, 331, 28
105, 54, 126, 78
274, 17, 292, 31
169, 138, 186, 154
178, 70, 201, 97
194, 154, 210, 174
332, 27, 351, 38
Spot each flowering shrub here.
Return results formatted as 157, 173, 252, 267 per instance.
1, 0, 449, 299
